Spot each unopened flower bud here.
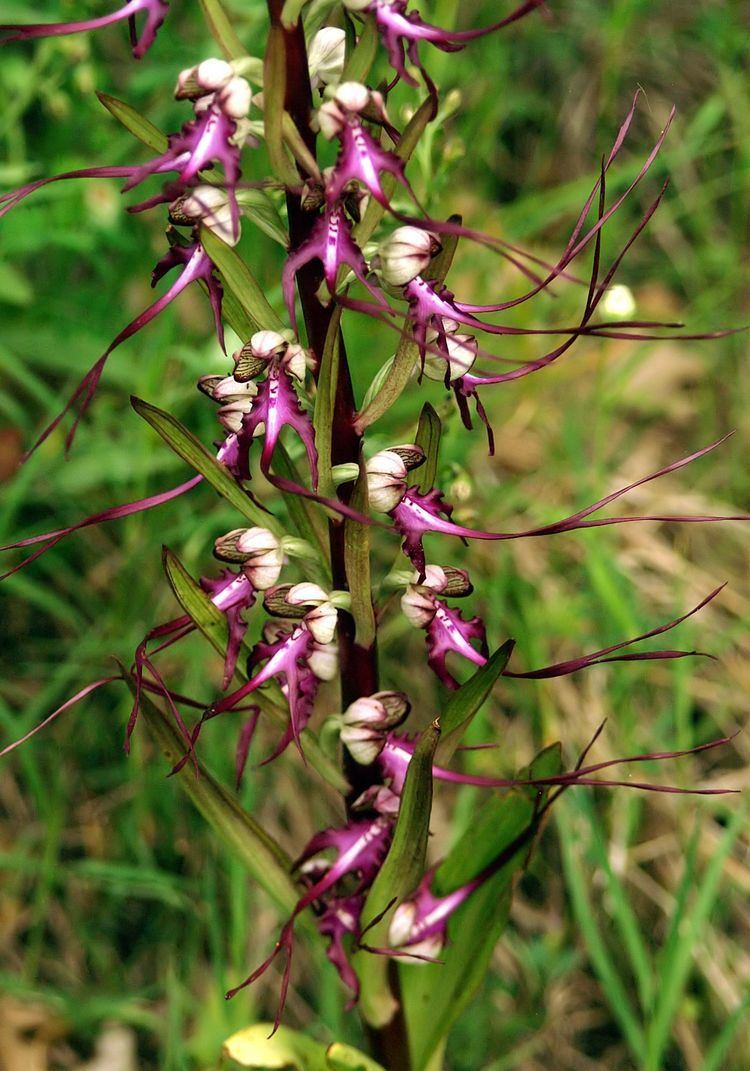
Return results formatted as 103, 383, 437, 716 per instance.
377, 227, 441, 286
423, 330, 478, 382
210, 375, 257, 403
250, 330, 289, 359
283, 343, 308, 382
343, 691, 410, 730
286, 582, 329, 607
411, 565, 473, 597
388, 443, 426, 471
308, 640, 338, 680
366, 450, 409, 512
304, 601, 338, 645
214, 528, 252, 563
237, 528, 284, 589
218, 75, 252, 119
401, 584, 437, 628
196, 58, 234, 92
308, 26, 346, 88
179, 185, 238, 245
334, 81, 371, 114
340, 724, 385, 765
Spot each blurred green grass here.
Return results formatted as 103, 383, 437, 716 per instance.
1, 1, 749, 1068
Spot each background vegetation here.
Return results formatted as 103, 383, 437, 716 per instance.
1, 1, 749, 1068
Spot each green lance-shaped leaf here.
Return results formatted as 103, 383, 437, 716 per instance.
313, 305, 343, 498
127, 675, 298, 913
436, 639, 515, 764
199, 0, 249, 61
263, 26, 305, 189
401, 743, 562, 1070
357, 721, 441, 1027
414, 402, 441, 494
344, 460, 376, 647
200, 226, 286, 334
131, 396, 280, 533
271, 442, 331, 583
162, 547, 347, 794
355, 217, 462, 432
354, 96, 436, 248
238, 188, 289, 247
96, 92, 168, 153
340, 15, 379, 84
282, 112, 321, 181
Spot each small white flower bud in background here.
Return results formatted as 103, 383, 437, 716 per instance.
308, 27, 346, 88
376, 227, 441, 286
366, 449, 409, 512
237, 528, 284, 589
334, 80, 371, 114
283, 343, 308, 382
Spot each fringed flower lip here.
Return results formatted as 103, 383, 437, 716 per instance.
0, 0, 170, 58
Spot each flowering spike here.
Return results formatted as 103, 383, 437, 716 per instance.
0, 0, 169, 59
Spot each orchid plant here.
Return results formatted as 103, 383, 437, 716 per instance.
1, 1, 744, 1068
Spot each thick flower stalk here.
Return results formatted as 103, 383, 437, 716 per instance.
1, 4, 744, 1070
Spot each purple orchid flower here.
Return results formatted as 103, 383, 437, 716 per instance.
28, 238, 224, 459
318, 83, 416, 209
282, 204, 385, 332
233, 335, 319, 488
204, 582, 338, 753
0, 0, 169, 59
342, 0, 545, 89
367, 437, 750, 576
226, 815, 393, 1029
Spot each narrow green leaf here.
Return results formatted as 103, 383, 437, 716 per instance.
401, 790, 538, 1071
414, 402, 441, 494
358, 722, 440, 1027
271, 442, 331, 583
344, 461, 376, 647
129, 678, 298, 913
263, 27, 304, 188
283, 111, 321, 180
238, 188, 289, 247
96, 92, 168, 153
557, 798, 647, 1064
354, 96, 435, 247
200, 226, 286, 333
340, 15, 378, 84
162, 548, 348, 794
199, 0, 249, 60
131, 396, 279, 532
437, 640, 515, 763
313, 306, 343, 498
223, 1023, 328, 1069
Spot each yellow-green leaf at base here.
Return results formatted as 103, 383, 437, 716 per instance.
223, 1023, 328, 1069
